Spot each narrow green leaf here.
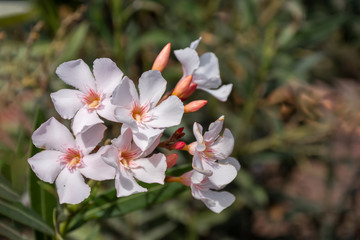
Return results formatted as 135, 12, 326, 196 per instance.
0, 174, 20, 202
85, 183, 187, 220
68, 182, 188, 232
28, 108, 57, 240
0, 222, 25, 240
0, 199, 54, 235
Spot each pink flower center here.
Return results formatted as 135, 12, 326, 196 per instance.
82, 89, 102, 110
203, 147, 214, 158
60, 148, 84, 171
131, 102, 150, 123
118, 150, 138, 168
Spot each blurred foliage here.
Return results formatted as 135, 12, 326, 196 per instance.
1, 0, 360, 239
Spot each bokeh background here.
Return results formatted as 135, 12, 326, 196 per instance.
1, 0, 360, 239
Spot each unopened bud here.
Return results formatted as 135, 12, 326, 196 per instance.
173, 127, 184, 137
184, 100, 208, 113
152, 43, 171, 72
180, 82, 197, 101
172, 141, 186, 150
172, 75, 193, 99
166, 153, 178, 168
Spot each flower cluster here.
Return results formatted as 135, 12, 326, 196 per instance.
28, 38, 239, 213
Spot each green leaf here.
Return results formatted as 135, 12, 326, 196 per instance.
0, 222, 25, 240
0, 199, 54, 235
0, 174, 20, 202
68, 182, 188, 232
28, 108, 57, 240
87, 182, 187, 219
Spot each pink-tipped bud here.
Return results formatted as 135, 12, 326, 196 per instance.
180, 82, 197, 101
174, 127, 184, 135
172, 75, 193, 99
152, 43, 171, 72
172, 127, 184, 139
172, 141, 186, 150
184, 100, 208, 113
166, 153, 178, 168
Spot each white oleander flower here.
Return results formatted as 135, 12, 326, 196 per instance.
28, 117, 115, 204
101, 128, 167, 197
174, 37, 233, 102
189, 116, 240, 188
51, 58, 123, 135
111, 70, 184, 151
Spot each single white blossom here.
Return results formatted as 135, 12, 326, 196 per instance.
189, 116, 240, 188
111, 70, 184, 151
51, 58, 123, 135
101, 128, 167, 197
174, 37, 233, 102
28, 117, 115, 204
181, 170, 236, 213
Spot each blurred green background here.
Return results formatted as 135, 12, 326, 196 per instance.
1, 0, 360, 239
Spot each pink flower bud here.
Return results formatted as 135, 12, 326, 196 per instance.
184, 100, 208, 113
172, 75, 193, 99
172, 141, 186, 150
180, 82, 197, 101
152, 43, 171, 72
166, 153, 178, 168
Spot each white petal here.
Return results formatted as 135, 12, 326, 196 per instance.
203, 161, 238, 188
193, 122, 206, 151
191, 170, 207, 185
192, 152, 212, 177
200, 189, 235, 213
115, 165, 147, 197
80, 146, 116, 181
56, 59, 95, 93
223, 157, 241, 171
97, 98, 119, 122
101, 146, 119, 169
56, 168, 91, 204
140, 134, 161, 158
198, 84, 233, 102
174, 48, 200, 77
193, 76, 221, 90
111, 77, 139, 107
132, 153, 166, 184
132, 127, 164, 152
50, 89, 83, 119
139, 70, 166, 108
75, 123, 106, 154
93, 58, 124, 96
203, 116, 224, 143
111, 128, 133, 151
32, 117, 75, 151
190, 37, 202, 49
71, 108, 103, 135
193, 53, 221, 89
146, 96, 184, 128
114, 107, 137, 128
211, 129, 234, 160
28, 150, 63, 183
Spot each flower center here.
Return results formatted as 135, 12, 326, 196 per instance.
131, 103, 150, 123
61, 148, 84, 171
203, 147, 214, 158
83, 89, 102, 110
118, 150, 137, 168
